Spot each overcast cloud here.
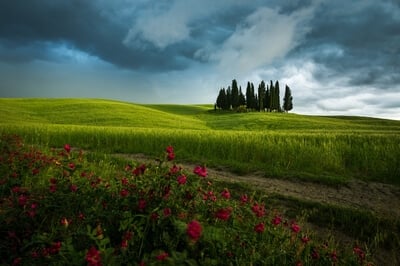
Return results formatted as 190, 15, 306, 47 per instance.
0, 0, 399, 120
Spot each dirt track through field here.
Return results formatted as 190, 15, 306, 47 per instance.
116, 153, 400, 220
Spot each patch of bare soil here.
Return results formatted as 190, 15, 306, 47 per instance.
116, 153, 400, 220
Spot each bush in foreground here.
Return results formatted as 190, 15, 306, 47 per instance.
0, 134, 371, 265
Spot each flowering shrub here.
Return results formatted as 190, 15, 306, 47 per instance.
0, 134, 372, 265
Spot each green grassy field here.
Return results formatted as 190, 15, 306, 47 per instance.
1, 98, 399, 185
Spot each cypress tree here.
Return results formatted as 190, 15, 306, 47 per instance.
283, 85, 293, 112
269, 80, 275, 112
239, 87, 246, 106
226, 86, 232, 110
216, 88, 223, 109
265, 85, 271, 112
258, 80, 266, 111
231, 79, 239, 109
245, 82, 251, 109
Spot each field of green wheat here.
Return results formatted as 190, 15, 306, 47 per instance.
1, 98, 399, 185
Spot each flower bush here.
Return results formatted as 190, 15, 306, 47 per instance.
0, 134, 372, 265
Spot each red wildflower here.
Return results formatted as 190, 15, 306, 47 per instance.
120, 188, 129, 197
251, 203, 266, 217
86, 246, 102, 266
330, 250, 338, 262
78, 212, 85, 220
311, 249, 320, 260
18, 194, 28, 206
193, 165, 207, 177
64, 144, 71, 153
177, 174, 187, 185
121, 240, 128, 249
166, 146, 174, 154
169, 164, 181, 174
353, 246, 365, 262
49, 241, 62, 254
50, 177, 57, 184
221, 188, 231, 199
138, 199, 146, 211
254, 222, 265, 233
163, 208, 172, 217
49, 184, 57, 193
60, 217, 70, 228
70, 184, 78, 192
121, 177, 129, 185
133, 164, 146, 176
156, 251, 169, 261
187, 220, 202, 242
167, 152, 175, 161
32, 168, 40, 175
272, 215, 282, 226
301, 235, 310, 244
215, 207, 232, 221
240, 194, 248, 204
291, 222, 301, 233
68, 162, 75, 170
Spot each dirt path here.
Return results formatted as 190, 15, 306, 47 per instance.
116, 153, 400, 220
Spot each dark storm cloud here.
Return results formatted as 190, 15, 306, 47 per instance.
0, 0, 197, 71
291, 0, 400, 88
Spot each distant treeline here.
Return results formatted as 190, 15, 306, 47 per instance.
215, 79, 293, 112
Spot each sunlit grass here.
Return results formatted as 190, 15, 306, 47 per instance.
1, 98, 399, 185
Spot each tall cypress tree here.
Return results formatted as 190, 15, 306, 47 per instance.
226, 86, 232, 110
216, 88, 223, 109
269, 80, 275, 112
239, 87, 246, 106
265, 85, 271, 112
258, 80, 266, 111
283, 85, 293, 112
231, 79, 239, 109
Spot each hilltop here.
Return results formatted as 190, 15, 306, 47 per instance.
1, 98, 399, 132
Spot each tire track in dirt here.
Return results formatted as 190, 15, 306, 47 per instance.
116, 153, 400, 220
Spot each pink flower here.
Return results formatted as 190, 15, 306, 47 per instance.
221, 188, 231, 199
291, 222, 301, 233
193, 166, 207, 177
254, 222, 265, 233
177, 174, 187, 185
64, 144, 71, 153
86, 246, 102, 266
187, 220, 202, 242
215, 207, 232, 221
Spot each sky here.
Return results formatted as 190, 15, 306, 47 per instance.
0, 0, 400, 120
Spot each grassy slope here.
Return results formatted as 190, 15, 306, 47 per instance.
2, 98, 399, 132
1, 98, 399, 184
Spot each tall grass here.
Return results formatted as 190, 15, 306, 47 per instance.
2, 122, 399, 185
